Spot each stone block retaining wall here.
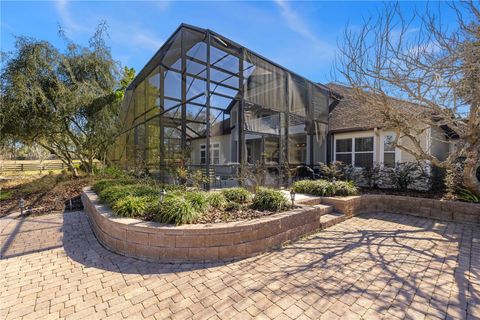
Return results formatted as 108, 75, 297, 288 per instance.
321, 195, 479, 224
81, 187, 332, 262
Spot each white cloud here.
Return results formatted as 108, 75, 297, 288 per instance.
54, 0, 85, 35
155, 1, 170, 11
129, 32, 163, 50
275, 0, 317, 42
274, 0, 335, 59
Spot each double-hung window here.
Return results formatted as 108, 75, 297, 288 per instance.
335, 139, 353, 165
200, 143, 220, 165
335, 136, 374, 168
354, 137, 374, 168
200, 145, 206, 164
382, 134, 396, 167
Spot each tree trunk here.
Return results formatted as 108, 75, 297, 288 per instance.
463, 159, 480, 197
462, 144, 480, 196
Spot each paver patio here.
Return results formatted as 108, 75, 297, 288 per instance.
0, 210, 479, 320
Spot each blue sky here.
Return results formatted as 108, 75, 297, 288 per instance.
1, 1, 459, 84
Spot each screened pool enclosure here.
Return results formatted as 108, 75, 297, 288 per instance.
109, 24, 333, 186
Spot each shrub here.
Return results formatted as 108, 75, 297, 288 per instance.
331, 180, 358, 196
225, 201, 242, 212
154, 196, 200, 225
362, 163, 382, 188
92, 178, 135, 193
292, 179, 358, 197
103, 166, 126, 179
98, 185, 133, 204
388, 162, 428, 191
129, 185, 159, 197
319, 161, 354, 181
185, 192, 209, 213
221, 188, 252, 204
293, 180, 334, 196
112, 196, 151, 218
251, 188, 288, 212
207, 192, 227, 209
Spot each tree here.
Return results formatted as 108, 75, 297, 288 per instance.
0, 23, 135, 175
336, 2, 480, 196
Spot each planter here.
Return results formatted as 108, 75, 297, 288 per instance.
81, 187, 332, 262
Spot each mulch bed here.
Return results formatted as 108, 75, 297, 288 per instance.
0, 175, 91, 217
194, 208, 281, 224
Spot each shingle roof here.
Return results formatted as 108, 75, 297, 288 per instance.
327, 83, 387, 132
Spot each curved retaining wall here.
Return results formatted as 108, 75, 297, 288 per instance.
81, 187, 332, 262
321, 194, 480, 224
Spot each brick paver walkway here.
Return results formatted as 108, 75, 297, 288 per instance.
0, 210, 479, 320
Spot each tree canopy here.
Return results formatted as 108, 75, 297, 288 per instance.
336, 2, 480, 196
1, 24, 135, 175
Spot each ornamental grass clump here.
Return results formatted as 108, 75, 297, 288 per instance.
251, 188, 288, 212
221, 187, 252, 204
292, 179, 358, 197
98, 185, 133, 204
92, 178, 135, 194
154, 195, 200, 225
184, 192, 209, 213
207, 192, 227, 209
112, 195, 153, 218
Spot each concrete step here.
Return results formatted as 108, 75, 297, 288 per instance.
319, 211, 347, 229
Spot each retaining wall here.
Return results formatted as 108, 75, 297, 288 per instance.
81, 187, 332, 262
321, 194, 479, 224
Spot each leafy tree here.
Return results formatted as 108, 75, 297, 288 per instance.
336, 2, 480, 196
0, 23, 135, 175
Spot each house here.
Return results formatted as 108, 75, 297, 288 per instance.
326, 83, 451, 169
108, 24, 451, 186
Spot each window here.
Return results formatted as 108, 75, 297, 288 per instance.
354, 137, 374, 168
335, 139, 352, 165
200, 145, 206, 164
383, 134, 396, 167
335, 136, 374, 168
211, 143, 220, 164
200, 143, 220, 165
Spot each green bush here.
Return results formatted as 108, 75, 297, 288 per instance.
293, 180, 333, 196
221, 187, 252, 204
292, 179, 358, 197
99, 185, 133, 204
251, 188, 288, 212
331, 180, 358, 196
207, 192, 227, 209
154, 196, 200, 225
92, 178, 135, 193
225, 201, 242, 212
129, 185, 159, 197
112, 196, 152, 218
185, 192, 209, 213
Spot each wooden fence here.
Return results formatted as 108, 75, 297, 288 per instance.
0, 160, 99, 173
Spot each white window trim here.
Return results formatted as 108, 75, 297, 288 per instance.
380, 131, 401, 167
334, 133, 376, 168
200, 143, 221, 165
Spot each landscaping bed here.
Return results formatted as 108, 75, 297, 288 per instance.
92, 179, 292, 225
0, 173, 92, 217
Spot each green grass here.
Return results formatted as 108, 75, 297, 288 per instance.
0, 189, 14, 201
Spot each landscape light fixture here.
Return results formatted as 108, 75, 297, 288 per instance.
290, 190, 296, 207
19, 198, 25, 216
159, 189, 167, 202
